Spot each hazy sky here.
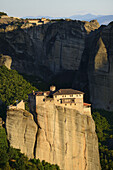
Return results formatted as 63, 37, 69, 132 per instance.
1, 0, 113, 18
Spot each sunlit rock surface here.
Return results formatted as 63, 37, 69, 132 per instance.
6, 105, 101, 170
0, 54, 12, 69
6, 109, 38, 158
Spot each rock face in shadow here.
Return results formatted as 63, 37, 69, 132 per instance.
0, 20, 99, 80
1, 19, 113, 110
6, 106, 101, 170
88, 22, 113, 110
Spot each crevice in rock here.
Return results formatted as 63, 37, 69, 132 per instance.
24, 125, 27, 143
65, 143, 67, 154
33, 125, 38, 159
84, 133, 87, 170
44, 131, 52, 151
32, 108, 42, 158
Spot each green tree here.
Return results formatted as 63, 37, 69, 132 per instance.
0, 127, 8, 168
0, 66, 37, 120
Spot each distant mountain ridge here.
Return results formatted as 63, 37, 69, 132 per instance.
69, 14, 113, 25
23, 13, 113, 25
69, 13, 101, 21
94, 15, 113, 25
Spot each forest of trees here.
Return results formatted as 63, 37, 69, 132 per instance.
0, 66, 37, 121
92, 110, 113, 169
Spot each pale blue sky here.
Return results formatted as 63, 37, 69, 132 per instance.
0, 0, 113, 18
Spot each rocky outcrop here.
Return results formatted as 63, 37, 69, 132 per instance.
6, 105, 101, 170
88, 22, 113, 110
6, 109, 38, 158
84, 20, 100, 33
0, 20, 100, 79
36, 103, 100, 170
0, 54, 12, 69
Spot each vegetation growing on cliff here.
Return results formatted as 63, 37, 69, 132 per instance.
92, 110, 113, 169
0, 66, 37, 120
0, 126, 60, 170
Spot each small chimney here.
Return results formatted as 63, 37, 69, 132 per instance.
50, 86, 56, 92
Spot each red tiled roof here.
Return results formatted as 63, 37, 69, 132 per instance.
28, 91, 51, 96
84, 103, 91, 107
36, 91, 51, 96
35, 92, 44, 96
53, 89, 84, 95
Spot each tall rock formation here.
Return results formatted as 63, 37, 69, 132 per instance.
88, 22, 113, 110
6, 109, 38, 158
6, 106, 101, 170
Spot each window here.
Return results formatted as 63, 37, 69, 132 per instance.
65, 104, 67, 106
55, 96, 57, 98
70, 95, 73, 97
74, 103, 76, 105
60, 99, 62, 103
62, 95, 64, 97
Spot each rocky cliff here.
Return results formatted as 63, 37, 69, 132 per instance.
6, 106, 100, 170
1, 19, 113, 110
88, 22, 113, 110
0, 20, 99, 79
